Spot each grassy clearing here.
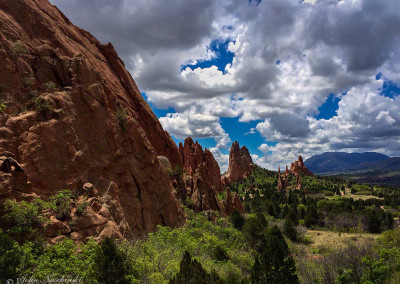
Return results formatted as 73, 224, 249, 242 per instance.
302, 230, 378, 255
326, 194, 381, 200
324, 188, 381, 200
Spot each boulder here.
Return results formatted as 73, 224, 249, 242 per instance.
46, 216, 71, 237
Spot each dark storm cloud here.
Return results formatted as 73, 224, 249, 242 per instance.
306, 0, 400, 73
51, 0, 215, 57
270, 114, 311, 138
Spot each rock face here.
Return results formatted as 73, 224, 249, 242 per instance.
172, 137, 244, 215
277, 155, 313, 192
177, 138, 222, 213
220, 188, 245, 215
223, 141, 255, 184
0, 0, 185, 240
290, 155, 313, 177
179, 137, 223, 193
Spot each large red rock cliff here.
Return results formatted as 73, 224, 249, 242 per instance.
0, 0, 185, 241
223, 141, 255, 184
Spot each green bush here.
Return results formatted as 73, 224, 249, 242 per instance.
33, 97, 53, 113
10, 40, 28, 54
229, 210, 245, 230
115, 107, 128, 130
43, 81, 57, 92
122, 214, 254, 283
24, 77, 36, 88
0, 103, 7, 113
76, 198, 88, 217
49, 190, 72, 221
28, 89, 38, 98
2, 199, 48, 237
168, 166, 183, 179
214, 245, 229, 262
0, 231, 23, 281
33, 239, 97, 281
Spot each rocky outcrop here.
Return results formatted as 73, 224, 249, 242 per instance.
277, 155, 313, 192
290, 155, 313, 177
179, 137, 223, 193
221, 188, 245, 215
0, 0, 184, 240
223, 141, 255, 184
172, 137, 244, 215
177, 137, 222, 212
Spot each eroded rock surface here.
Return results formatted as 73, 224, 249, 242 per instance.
277, 155, 313, 192
172, 137, 244, 215
223, 141, 255, 184
0, 0, 184, 240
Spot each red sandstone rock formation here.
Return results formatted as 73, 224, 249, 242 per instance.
172, 137, 244, 215
223, 141, 255, 184
221, 188, 245, 215
0, 0, 185, 241
179, 137, 223, 193
277, 155, 313, 191
290, 155, 313, 177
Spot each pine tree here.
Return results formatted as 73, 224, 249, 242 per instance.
299, 206, 306, 219
251, 226, 299, 283
93, 237, 130, 284
304, 204, 319, 228
169, 251, 221, 284
287, 206, 299, 225
229, 210, 245, 230
284, 219, 298, 242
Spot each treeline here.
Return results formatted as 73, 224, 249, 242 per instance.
244, 186, 394, 233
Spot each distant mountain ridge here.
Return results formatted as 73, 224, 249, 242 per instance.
304, 152, 390, 173
352, 157, 400, 172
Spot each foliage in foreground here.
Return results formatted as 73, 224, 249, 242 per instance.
0, 206, 254, 283
296, 228, 400, 283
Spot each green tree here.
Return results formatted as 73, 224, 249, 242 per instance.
2, 199, 47, 247
284, 219, 298, 242
93, 238, 130, 284
214, 245, 229, 262
287, 206, 299, 226
299, 206, 306, 220
243, 215, 267, 251
304, 205, 319, 228
0, 232, 21, 281
251, 226, 299, 284
229, 210, 245, 230
169, 251, 220, 284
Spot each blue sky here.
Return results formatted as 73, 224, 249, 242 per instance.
51, 0, 400, 171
